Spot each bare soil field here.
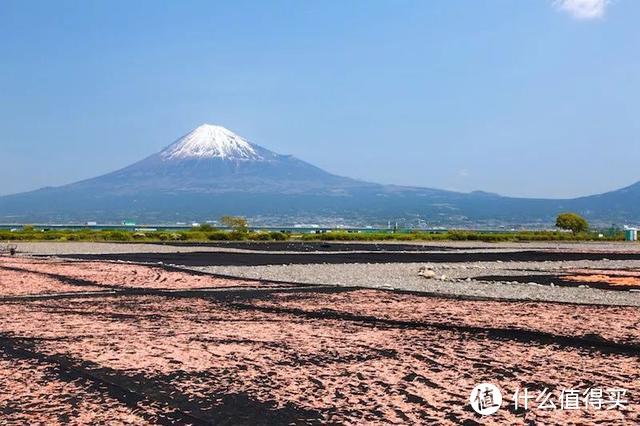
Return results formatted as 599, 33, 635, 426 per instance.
0, 255, 638, 424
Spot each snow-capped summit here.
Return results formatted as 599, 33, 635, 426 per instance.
160, 124, 263, 161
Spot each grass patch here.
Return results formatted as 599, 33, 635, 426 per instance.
0, 227, 626, 243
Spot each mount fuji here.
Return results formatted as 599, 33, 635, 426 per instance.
63, 124, 371, 195
0, 124, 389, 223
1, 124, 640, 225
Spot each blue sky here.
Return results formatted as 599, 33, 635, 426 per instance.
1, 0, 638, 198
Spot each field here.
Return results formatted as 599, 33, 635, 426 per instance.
0, 241, 638, 424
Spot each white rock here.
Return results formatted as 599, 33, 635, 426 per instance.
418, 267, 436, 279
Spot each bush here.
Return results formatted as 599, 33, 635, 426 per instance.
184, 231, 206, 241
156, 232, 172, 241
105, 231, 132, 241
207, 232, 231, 241
269, 231, 288, 241
229, 231, 248, 240
249, 232, 272, 241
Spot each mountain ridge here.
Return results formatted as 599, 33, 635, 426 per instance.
1, 124, 639, 226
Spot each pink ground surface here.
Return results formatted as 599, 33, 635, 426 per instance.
250, 290, 640, 346
0, 265, 105, 296
0, 355, 148, 425
0, 257, 638, 425
0, 256, 271, 293
564, 269, 640, 288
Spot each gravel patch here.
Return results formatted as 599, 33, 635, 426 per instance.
193, 260, 640, 307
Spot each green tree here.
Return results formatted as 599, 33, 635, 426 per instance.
555, 212, 589, 234
220, 215, 249, 233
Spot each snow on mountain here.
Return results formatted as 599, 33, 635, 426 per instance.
160, 124, 263, 161
77, 123, 352, 192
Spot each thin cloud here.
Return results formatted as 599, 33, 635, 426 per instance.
555, 0, 610, 19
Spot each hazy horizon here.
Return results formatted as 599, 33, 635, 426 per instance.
2, 0, 639, 198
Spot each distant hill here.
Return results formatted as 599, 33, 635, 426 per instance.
0, 124, 638, 226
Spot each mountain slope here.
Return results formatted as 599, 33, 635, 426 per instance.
0, 124, 638, 225
63, 124, 379, 195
